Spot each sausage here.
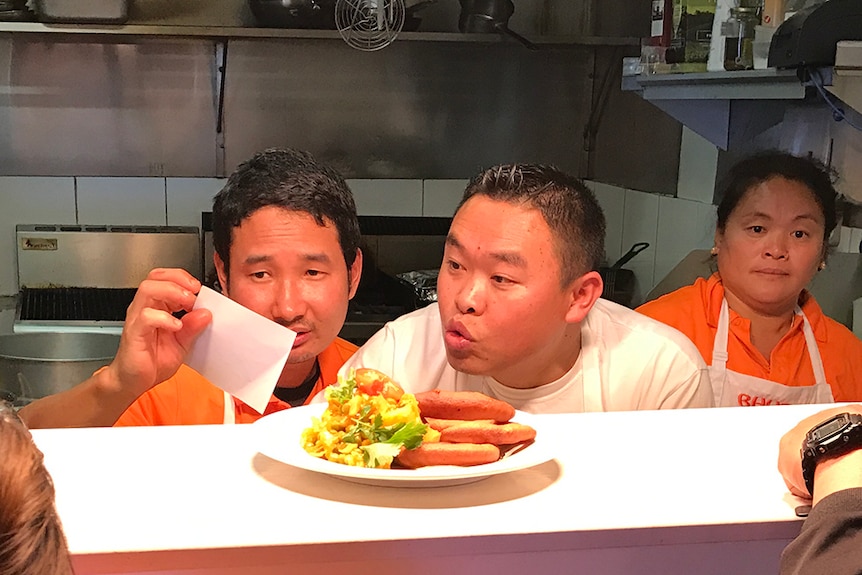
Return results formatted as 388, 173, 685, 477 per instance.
439, 421, 537, 446
395, 442, 501, 469
425, 417, 496, 432
415, 390, 515, 423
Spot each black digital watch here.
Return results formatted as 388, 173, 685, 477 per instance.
801, 412, 862, 497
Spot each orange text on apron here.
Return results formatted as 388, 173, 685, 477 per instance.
710, 298, 833, 407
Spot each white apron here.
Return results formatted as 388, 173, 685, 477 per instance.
711, 298, 833, 407
223, 391, 236, 424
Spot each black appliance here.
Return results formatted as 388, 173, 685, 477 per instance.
343, 215, 450, 344
769, 0, 862, 69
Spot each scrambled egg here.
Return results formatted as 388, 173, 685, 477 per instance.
301, 368, 439, 468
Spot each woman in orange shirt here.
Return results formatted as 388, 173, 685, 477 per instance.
638, 151, 862, 406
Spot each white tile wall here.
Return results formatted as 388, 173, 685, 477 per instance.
348, 179, 423, 216
77, 177, 167, 226
422, 179, 468, 217
654, 196, 717, 288
677, 127, 718, 204
0, 173, 722, 305
166, 178, 226, 228
587, 181, 626, 264
0, 177, 76, 295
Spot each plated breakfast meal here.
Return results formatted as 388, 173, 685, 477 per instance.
300, 368, 537, 470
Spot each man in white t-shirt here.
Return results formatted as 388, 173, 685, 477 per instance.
340, 164, 713, 413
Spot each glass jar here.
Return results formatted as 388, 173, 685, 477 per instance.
722, 6, 761, 70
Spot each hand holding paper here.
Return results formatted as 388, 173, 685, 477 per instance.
185, 286, 297, 413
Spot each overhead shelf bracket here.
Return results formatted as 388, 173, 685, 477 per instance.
622, 69, 808, 150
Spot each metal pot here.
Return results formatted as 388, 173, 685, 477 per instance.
248, 0, 338, 30
457, 0, 536, 49
0, 333, 120, 405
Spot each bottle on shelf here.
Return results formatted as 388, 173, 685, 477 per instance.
644, 0, 674, 73
722, 0, 763, 71
650, 0, 674, 46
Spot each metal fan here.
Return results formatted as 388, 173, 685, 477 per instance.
335, 0, 406, 51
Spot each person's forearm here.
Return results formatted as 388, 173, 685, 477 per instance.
779, 451, 862, 574
780, 488, 862, 575
18, 366, 140, 428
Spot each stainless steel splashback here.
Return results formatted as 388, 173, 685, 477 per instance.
0, 37, 219, 177
17, 225, 202, 289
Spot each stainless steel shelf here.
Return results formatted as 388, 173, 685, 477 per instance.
622, 68, 806, 100
0, 21, 640, 46
622, 68, 809, 150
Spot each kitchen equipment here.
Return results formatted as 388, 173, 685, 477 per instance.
248, 0, 337, 29
457, 0, 537, 50
344, 216, 448, 343
396, 269, 438, 307
768, 0, 862, 69
248, 0, 433, 32
15, 224, 201, 334
0, 0, 33, 20
402, 0, 435, 31
335, 0, 406, 51
0, 332, 120, 405
722, 6, 760, 70
599, 242, 650, 307
31, 0, 129, 23
351, 215, 449, 343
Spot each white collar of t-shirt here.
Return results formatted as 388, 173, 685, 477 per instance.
481, 351, 585, 414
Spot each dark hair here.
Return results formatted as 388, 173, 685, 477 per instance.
716, 151, 838, 245
457, 164, 606, 286
212, 148, 360, 281
0, 403, 73, 575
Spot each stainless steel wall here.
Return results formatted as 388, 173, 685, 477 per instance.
223, 39, 593, 179
128, 0, 611, 36
0, 0, 682, 192
0, 36, 219, 176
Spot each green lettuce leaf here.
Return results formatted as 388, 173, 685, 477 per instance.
361, 421, 428, 468
362, 442, 402, 468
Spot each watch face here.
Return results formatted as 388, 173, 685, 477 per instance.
802, 413, 862, 496
809, 414, 851, 442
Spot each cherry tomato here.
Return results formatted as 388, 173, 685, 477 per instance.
355, 368, 403, 400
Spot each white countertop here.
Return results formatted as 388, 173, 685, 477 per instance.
31, 403, 834, 575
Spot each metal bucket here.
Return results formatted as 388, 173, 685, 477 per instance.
0, 333, 120, 405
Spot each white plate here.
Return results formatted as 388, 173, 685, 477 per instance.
254, 404, 555, 487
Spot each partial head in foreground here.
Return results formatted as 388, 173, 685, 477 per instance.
0, 402, 73, 575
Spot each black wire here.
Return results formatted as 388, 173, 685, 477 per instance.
807, 66, 862, 132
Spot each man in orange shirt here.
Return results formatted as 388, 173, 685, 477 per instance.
19, 148, 362, 427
